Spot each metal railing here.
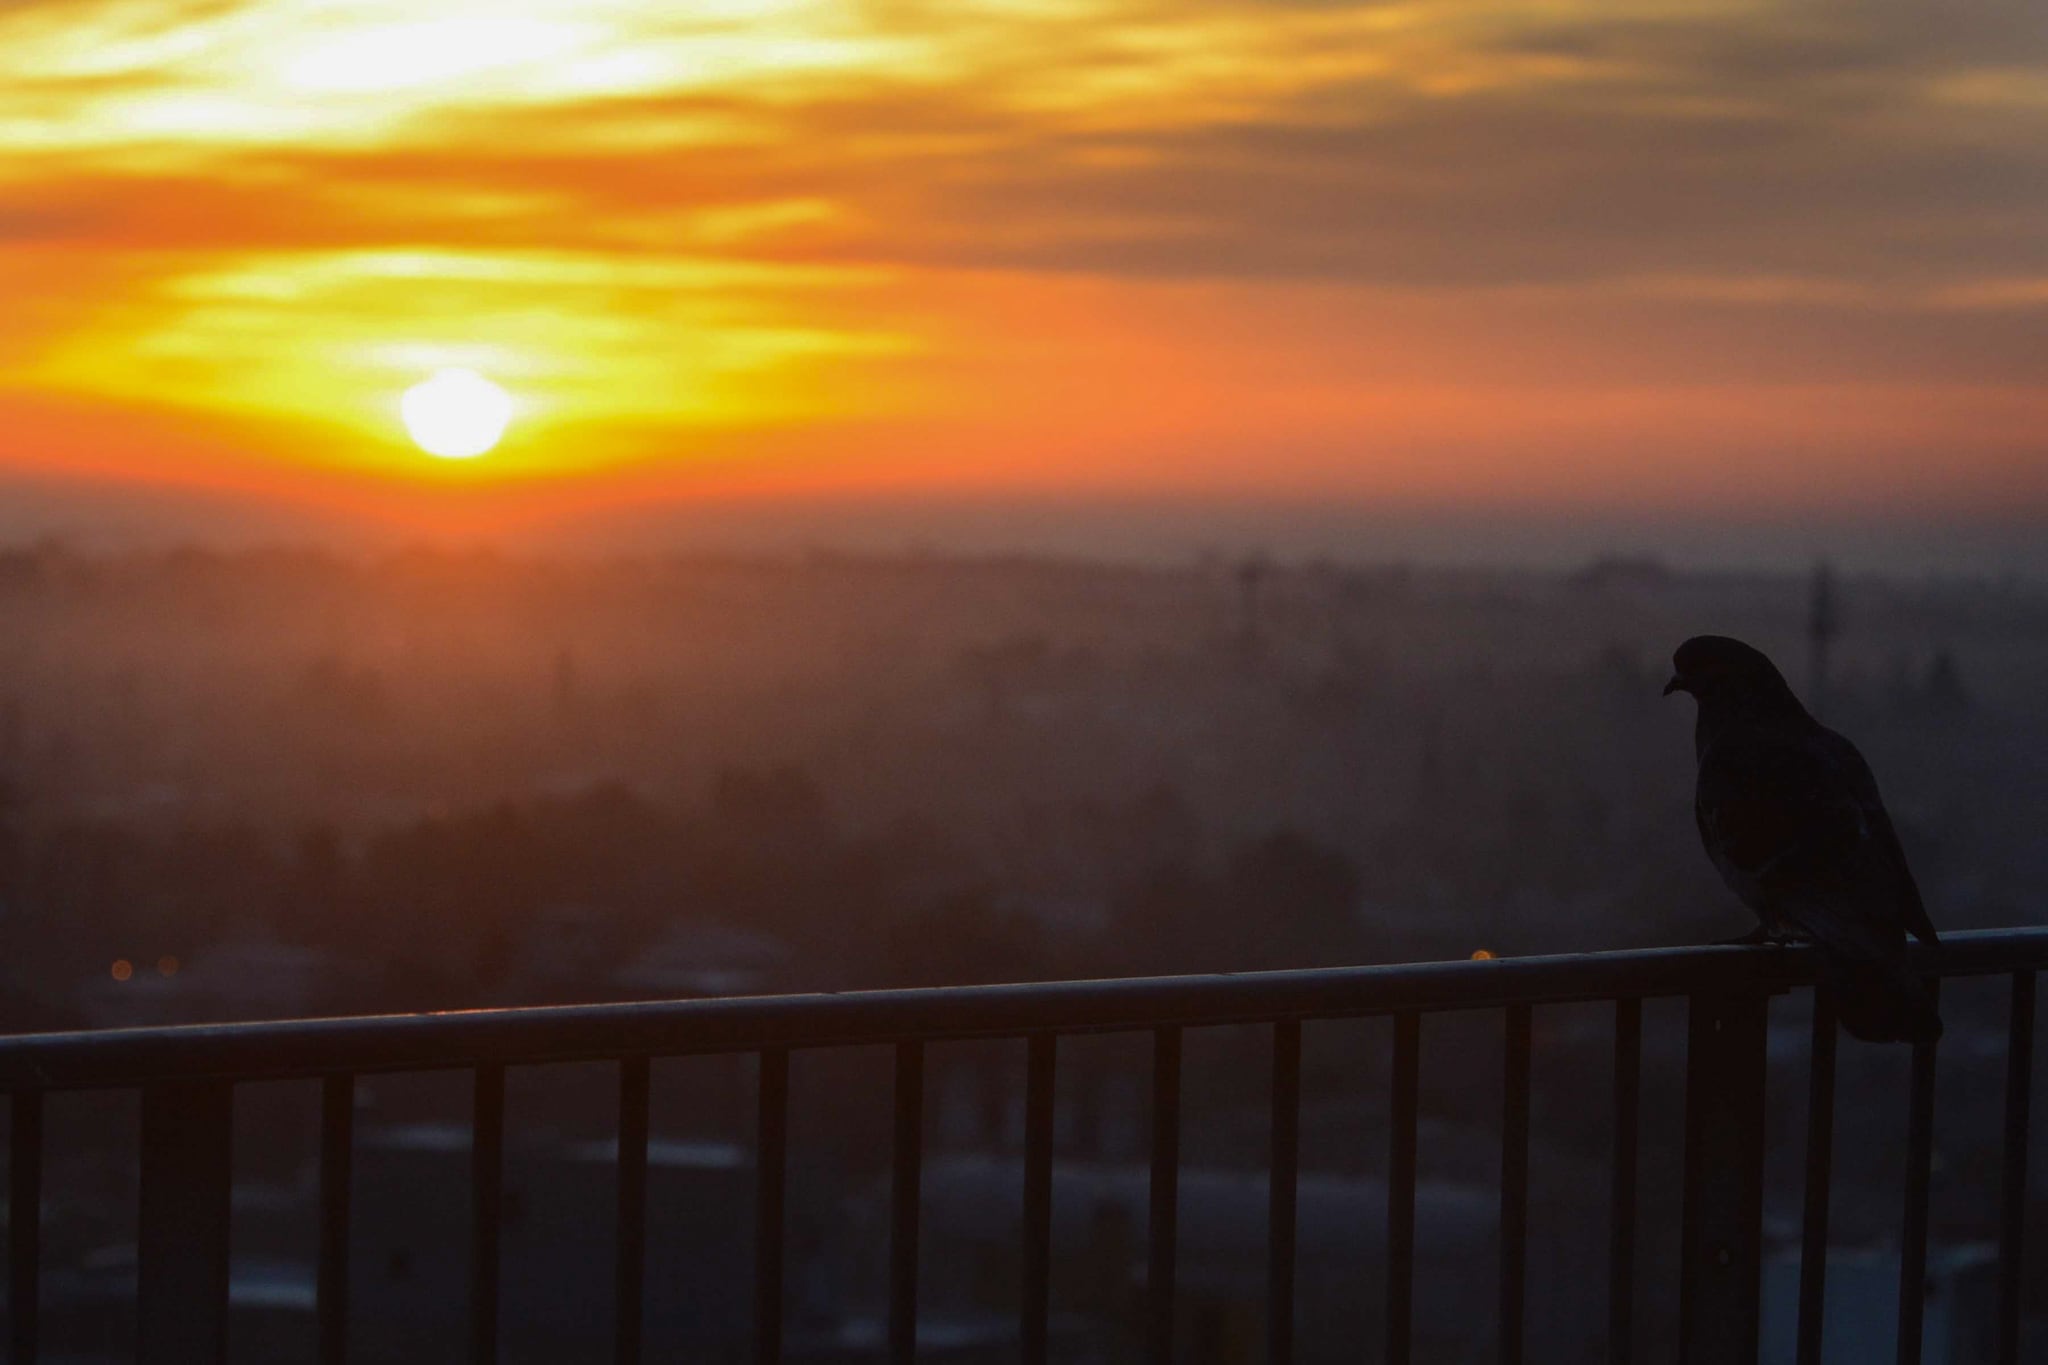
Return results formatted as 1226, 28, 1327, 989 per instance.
0, 928, 2042, 1365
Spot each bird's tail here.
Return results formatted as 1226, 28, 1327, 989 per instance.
1819, 953, 1941, 1045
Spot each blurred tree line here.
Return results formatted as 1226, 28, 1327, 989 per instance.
0, 766, 1389, 1023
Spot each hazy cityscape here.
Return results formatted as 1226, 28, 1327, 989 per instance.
0, 543, 2038, 1362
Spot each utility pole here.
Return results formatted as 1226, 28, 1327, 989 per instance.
1236, 555, 1269, 671
1807, 561, 1839, 721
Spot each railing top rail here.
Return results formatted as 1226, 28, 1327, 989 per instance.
0, 929, 2041, 1091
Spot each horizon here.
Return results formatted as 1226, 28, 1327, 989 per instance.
0, 475, 2042, 580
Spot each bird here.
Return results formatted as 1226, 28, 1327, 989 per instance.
1663, 634, 1941, 1043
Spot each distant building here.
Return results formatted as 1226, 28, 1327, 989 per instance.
615, 921, 789, 998
882, 1154, 1497, 1364
347, 1123, 757, 1364
1760, 1243, 2013, 1365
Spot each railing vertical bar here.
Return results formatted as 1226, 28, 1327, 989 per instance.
471, 1063, 505, 1365
1268, 1019, 1301, 1365
1500, 1004, 1532, 1365
318, 1074, 355, 1365
1997, 971, 2034, 1365
755, 1048, 790, 1365
1677, 991, 1771, 1365
1795, 997, 1837, 1365
9, 1091, 41, 1365
1386, 1013, 1420, 1365
1021, 1034, 1057, 1365
889, 1041, 925, 1365
1148, 1026, 1182, 1365
615, 1056, 650, 1365
1608, 999, 1640, 1365
138, 1080, 234, 1365
1896, 981, 1939, 1365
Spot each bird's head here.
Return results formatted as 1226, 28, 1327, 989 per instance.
1663, 635, 1802, 711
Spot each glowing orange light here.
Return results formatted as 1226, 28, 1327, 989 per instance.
157, 955, 181, 978
1471, 950, 1495, 961
111, 959, 134, 982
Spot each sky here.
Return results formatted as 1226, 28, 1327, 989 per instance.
3, 0, 2047, 562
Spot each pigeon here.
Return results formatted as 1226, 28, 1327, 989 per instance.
1664, 635, 1940, 1043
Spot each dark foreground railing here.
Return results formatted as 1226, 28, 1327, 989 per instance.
1, 928, 2042, 1365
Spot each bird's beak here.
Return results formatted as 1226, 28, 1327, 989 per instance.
1662, 674, 1686, 697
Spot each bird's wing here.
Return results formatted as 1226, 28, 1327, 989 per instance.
1697, 724, 1919, 961
1810, 727, 1939, 945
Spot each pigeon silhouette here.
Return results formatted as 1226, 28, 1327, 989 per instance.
1664, 635, 1940, 1043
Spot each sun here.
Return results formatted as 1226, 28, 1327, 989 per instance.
401, 368, 513, 459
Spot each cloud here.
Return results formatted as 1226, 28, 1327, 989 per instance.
2, 0, 2046, 512
10, 0, 2048, 291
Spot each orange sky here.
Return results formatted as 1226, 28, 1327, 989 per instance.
4, 0, 2047, 541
